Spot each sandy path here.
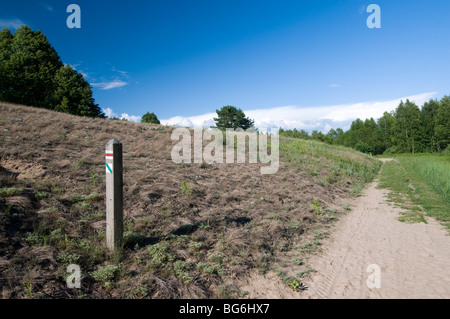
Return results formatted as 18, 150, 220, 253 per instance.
299, 159, 450, 299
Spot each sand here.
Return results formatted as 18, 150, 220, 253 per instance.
242, 159, 450, 299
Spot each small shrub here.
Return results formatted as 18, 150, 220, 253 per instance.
57, 251, 81, 264
91, 264, 120, 287
312, 201, 322, 216
0, 187, 23, 197
147, 241, 175, 268
173, 260, 193, 283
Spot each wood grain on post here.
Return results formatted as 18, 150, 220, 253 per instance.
105, 138, 123, 251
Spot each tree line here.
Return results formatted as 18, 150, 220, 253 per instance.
280, 96, 450, 155
0, 26, 104, 118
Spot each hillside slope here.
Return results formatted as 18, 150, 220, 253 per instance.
0, 102, 381, 298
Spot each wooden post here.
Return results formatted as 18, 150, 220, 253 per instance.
105, 138, 123, 251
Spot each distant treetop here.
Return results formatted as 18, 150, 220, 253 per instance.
141, 112, 160, 124
213, 105, 255, 130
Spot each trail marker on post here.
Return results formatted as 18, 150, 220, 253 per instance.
105, 138, 123, 251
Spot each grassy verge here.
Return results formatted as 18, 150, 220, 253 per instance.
378, 155, 450, 231
280, 137, 382, 195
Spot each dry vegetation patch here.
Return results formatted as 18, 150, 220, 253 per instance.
0, 102, 381, 298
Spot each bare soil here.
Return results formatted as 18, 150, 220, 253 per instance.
299, 159, 450, 298
238, 159, 450, 299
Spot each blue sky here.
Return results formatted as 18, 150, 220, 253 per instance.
1, 0, 449, 131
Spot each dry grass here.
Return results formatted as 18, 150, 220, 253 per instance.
0, 101, 381, 298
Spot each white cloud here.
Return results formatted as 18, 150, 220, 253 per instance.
161, 113, 216, 128
103, 107, 118, 118
92, 81, 128, 90
160, 92, 437, 133
112, 66, 129, 78
121, 113, 141, 122
0, 19, 26, 29
102, 107, 141, 122
329, 84, 340, 88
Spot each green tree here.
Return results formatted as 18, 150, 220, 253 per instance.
53, 65, 104, 117
377, 111, 396, 151
141, 112, 160, 124
0, 26, 63, 108
392, 100, 425, 154
0, 26, 104, 118
435, 96, 450, 152
213, 105, 255, 130
0, 29, 14, 101
311, 130, 325, 142
421, 99, 440, 152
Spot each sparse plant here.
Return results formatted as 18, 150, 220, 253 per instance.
24, 280, 32, 298
91, 264, 120, 287
312, 201, 322, 216
181, 180, 193, 198
293, 258, 303, 265
173, 260, 193, 283
288, 279, 307, 292
0, 187, 23, 197
90, 172, 97, 187
57, 251, 80, 264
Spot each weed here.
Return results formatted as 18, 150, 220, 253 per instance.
34, 191, 50, 200
91, 264, 120, 287
129, 285, 148, 298
314, 230, 328, 240
147, 241, 175, 268
0, 187, 23, 197
24, 281, 32, 298
173, 260, 193, 283
90, 172, 97, 187
188, 241, 203, 251
57, 251, 81, 264
288, 279, 307, 292
181, 180, 193, 198
293, 258, 303, 265
266, 211, 280, 220
312, 201, 322, 216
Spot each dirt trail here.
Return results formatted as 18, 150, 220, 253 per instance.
299, 158, 450, 298
241, 159, 450, 299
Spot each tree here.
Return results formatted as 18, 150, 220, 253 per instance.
392, 100, 425, 154
377, 111, 396, 150
53, 65, 104, 117
435, 96, 450, 152
0, 26, 104, 118
0, 26, 63, 108
311, 130, 325, 142
0, 29, 14, 101
421, 99, 440, 152
141, 112, 160, 124
213, 105, 255, 130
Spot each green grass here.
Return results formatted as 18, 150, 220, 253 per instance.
0, 187, 23, 197
280, 137, 382, 188
403, 155, 450, 204
379, 155, 450, 230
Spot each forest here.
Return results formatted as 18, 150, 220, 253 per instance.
280, 97, 450, 155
